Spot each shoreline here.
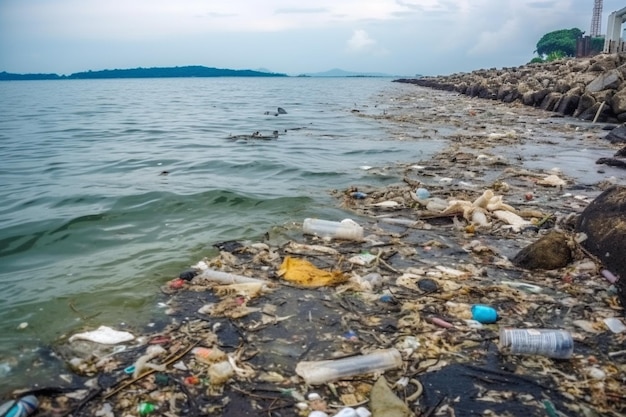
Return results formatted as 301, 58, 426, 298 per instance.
395, 52, 626, 123
3, 83, 625, 416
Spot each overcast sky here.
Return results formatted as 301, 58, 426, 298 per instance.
1, 0, 625, 76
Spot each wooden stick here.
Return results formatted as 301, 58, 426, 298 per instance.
592, 101, 605, 123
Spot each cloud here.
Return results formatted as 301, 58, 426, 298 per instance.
347, 29, 377, 51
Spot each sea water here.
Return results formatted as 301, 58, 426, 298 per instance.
0, 77, 440, 392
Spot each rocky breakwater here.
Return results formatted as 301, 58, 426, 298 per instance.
396, 53, 626, 123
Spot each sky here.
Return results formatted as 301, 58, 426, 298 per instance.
1, 0, 625, 76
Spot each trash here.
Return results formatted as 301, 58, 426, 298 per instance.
537, 174, 566, 187
278, 256, 348, 287
137, 402, 156, 416
192, 346, 227, 364
351, 191, 368, 199
603, 317, 626, 333
132, 345, 167, 378
208, 360, 235, 386
369, 376, 411, 417
334, 408, 358, 417
0, 395, 38, 417
348, 252, 377, 266
178, 269, 198, 281
499, 328, 573, 359
471, 304, 498, 324
68, 325, 135, 344
199, 267, 268, 285
296, 348, 402, 385
303, 218, 364, 241
355, 406, 372, 417
415, 187, 430, 200
601, 269, 619, 284
309, 411, 329, 417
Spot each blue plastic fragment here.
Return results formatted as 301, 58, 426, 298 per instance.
351, 191, 368, 199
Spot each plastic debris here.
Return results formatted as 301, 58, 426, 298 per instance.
296, 349, 402, 385
369, 377, 411, 417
68, 325, 135, 344
0, 395, 38, 417
499, 328, 573, 359
303, 218, 364, 241
471, 304, 498, 324
278, 256, 348, 287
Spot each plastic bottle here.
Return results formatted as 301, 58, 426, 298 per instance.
0, 395, 39, 417
302, 218, 364, 241
197, 268, 268, 285
499, 328, 573, 359
296, 348, 402, 385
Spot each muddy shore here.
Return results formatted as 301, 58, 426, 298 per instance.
4, 85, 626, 417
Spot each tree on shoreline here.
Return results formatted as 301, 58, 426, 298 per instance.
530, 28, 585, 63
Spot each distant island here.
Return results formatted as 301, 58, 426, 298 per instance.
0, 65, 287, 81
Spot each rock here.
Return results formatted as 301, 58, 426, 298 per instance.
605, 125, 626, 143
596, 157, 626, 168
574, 93, 597, 118
615, 145, 626, 157
540, 92, 561, 111
586, 69, 622, 93
512, 231, 573, 270
556, 94, 579, 115
612, 88, 626, 114
394, 54, 626, 120
576, 186, 626, 281
370, 377, 411, 417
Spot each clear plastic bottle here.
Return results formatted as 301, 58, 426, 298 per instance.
302, 218, 363, 241
296, 348, 402, 385
499, 328, 573, 359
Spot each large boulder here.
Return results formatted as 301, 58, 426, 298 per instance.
576, 186, 626, 309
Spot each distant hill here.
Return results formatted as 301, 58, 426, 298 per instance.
298, 68, 396, 77
0, 66, 288, 81
0, 71, 62, 81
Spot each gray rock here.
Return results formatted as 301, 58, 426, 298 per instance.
605, 125, 626, 143
586, 69, 622, 93
576, 186, 626, 310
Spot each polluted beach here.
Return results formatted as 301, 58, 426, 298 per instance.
3, 54, 626, 417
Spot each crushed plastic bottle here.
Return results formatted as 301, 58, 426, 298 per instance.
0, 395, 38, 417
